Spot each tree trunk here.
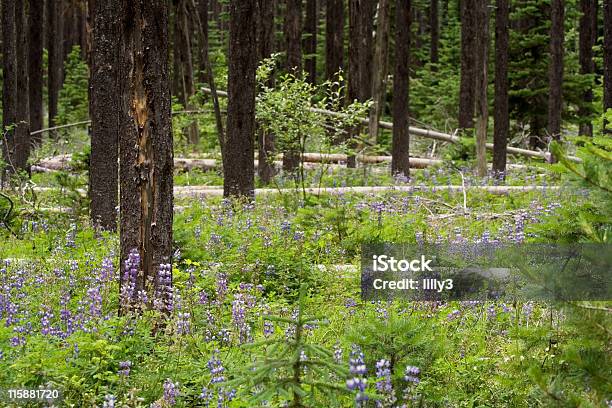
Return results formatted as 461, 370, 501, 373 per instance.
348, 0, 374, 167
325, 0, 344, 83
392, 0, 411, 178
119, 0, 174, 310
578, 0, 597, 137
224, 0, 256, 197
458, 0, 476, 130
197, 0, 209, 84
90, 0, 120, 231
177, 0, 200, 144
474, 0, 489, 177
430, 0, 439, 67
14, 0, 30, 172
28, 0, 45, 143
493, 0, 509, 176
283, 0, 303, 172
2, 0, 18, 177
172, 10, 185, 105
547, 0, 564, 143
47, 0, 64, 137
368, 0, 390, 141
304, 0, 318, 83
603, 0, 612, 132
257, 0, 276, 184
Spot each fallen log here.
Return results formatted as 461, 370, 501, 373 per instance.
202, 87, 580, 163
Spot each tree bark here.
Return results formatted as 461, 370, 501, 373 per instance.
283, 0, 303, 172
304, 0, 318, 83
29, 0, 45, 143
458, 0, 476, 130
368, 0, 390, 141
348, 0, 374, 167
474, 0, 489, 177
430, 0, 439, 67
493, 0, 509, 176
392, 0, 411, 178
547, 0, 564, 143
603, 0, 612, 132
119, 0, 174, 310
2, 0, 18, 176
257, 0, 276, 184
14, 0, 30, 172
326, 0, 344, 83
47, 0, 64, 137
224, 0, 256, 197
578, 0, 597, 137
90, 0, 120, 231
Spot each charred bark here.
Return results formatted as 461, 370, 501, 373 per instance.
547, 0, 564, 143
369, 0, 390, 141
119, 0, 174, 310
458, 0, 476, 130
283, 0, 303, 172
47, 0, 64, 136
325, 0, 344, 83
304, 0, 318, 83
29, 0, 45, 143
90, 0, 120, 231
578, 0, 597, 137
392, 0, 411, 178
493, 0, 509, 176
224, 0, 256, 197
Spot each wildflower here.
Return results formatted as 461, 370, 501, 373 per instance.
404, 365, 420, 384
102, 394, 115, 408
118, 360, 131, 377
163, 379, 179, 405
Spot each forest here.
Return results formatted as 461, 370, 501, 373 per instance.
0, 0, 611, 406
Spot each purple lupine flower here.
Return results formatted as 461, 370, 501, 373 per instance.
176, 312, 191, 335
263, 320, 274, 337
333, 343, 343, 364
404, 365, 420, 384
120, 250, 139, 306
163, 379, 179, 405
208, 351, 226, 384
102, 394, 115, 408
118, 360, 131, 377
347, 345, 368, 406
375, 359, 396, 407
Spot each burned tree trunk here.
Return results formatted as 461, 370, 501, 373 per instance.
326, 0, 344, 83
392, 0, 411, 178
2, 0, 18, 176
547, 0, 564, 142
257, 0, 276, 184
283, 0, 303, 172
90, 0, 120, 231
304, 0, 318, 83
578, 0, 597, 137
458, 0, 476, 130
14, 0, 30, 171
28, 0, 45, 143
119, 0, 174, 309
603, 0, 612, 132
47, 0, 64, 137
474, 0, 489, 177
369, 0, 390, 141
224, 0, 256, 197
430, 0, 439, 67
493, 0, 509, 176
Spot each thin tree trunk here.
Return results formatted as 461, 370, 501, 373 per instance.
578, 0, 597, 137
392, 0, 411, 178
224, 0, 257, 197
172, 9, 185, 105
189, 0, 225, 153
493, 0, 509, 176
29, 0, 45, 143
178, 0, 200, 144
283, 0, 303, 172
197, 0, 209, 85
15, 0, 30, 171
304, 0, 318, 83
458, 0, 476, 130
47, 0, 64, 137
430, 0, 439, 67
547, 0, 564, 143
90, 0, 120, 231
603, 0, 612, 132
2, 0, 18, 177
119, 0, 174, 310
369, 0, 390, 141
257, 0, 276, 184
474, 0, 489, 177
326, 0, 344, 83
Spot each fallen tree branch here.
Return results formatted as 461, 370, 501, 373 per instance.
202, 87, 581, 163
